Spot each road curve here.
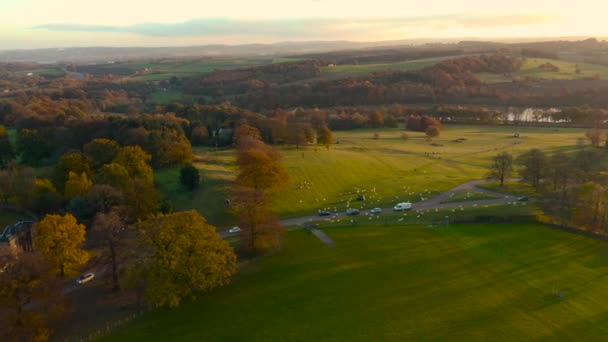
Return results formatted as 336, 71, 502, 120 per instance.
222, 179, 525, 237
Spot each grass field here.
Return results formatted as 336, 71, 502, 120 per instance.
149, 90, 185, 104
319, 55, 469, 78
272, 125, 587, 218
105, 221, 608, 341
121, 57, 289, 82
154, 148, 238, 228
157, 125, 590, 226
321, 60, 433, 76
477, 58, 608, 83
15, 68, 65, 77
440, 190, 501, 203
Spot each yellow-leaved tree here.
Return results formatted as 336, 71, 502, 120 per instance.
128, 211, 237, 307
34, 213, 90, 277
64, 171, 93, 199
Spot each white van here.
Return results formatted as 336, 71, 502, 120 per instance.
393, 202, 412, 211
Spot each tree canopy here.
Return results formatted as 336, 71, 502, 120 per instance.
33, 213, 90, 277
129, 211, 237, 307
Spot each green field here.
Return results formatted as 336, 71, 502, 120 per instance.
154, 148, 237, 228
149, 90, 185, 104
159, 125, 590, 227
477, 58, 608, 83
105, 221, 608, 341
121, 57, 292, 82
441, 190, 501, 203
319, 55, 470, 77
272, 125, 586, 218
321, 60, 433, 76
15, 68, 65, 77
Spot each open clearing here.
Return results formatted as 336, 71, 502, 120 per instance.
105, 222, 608, 341
158, 125, 590, 227
477, 58, 608, 83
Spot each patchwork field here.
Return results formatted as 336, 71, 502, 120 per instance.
477, 58, 608, 83
159, 125, 589, 228
104, 222, 608, 341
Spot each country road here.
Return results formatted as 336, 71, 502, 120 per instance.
221, 179, 526, 237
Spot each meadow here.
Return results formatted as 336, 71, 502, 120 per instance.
104, 221, 608, 341
123, 57, 301, 82
477, 57, 608, 83
161, 125, 587, 228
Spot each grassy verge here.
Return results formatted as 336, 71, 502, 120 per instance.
104, 221, 608, 341
440, 190, 501, 203
478, 181, 539, 197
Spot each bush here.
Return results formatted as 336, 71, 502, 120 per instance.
179, 164, 200, 190
425, 126, 440, 139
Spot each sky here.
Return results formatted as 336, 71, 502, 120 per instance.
0, 0, 605, 49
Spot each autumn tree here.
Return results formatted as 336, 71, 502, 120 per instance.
190, 125, 209, 145
123, 178, 160, 220
29, 178, 63, 215
83, 138, 120, 168
53, 153, 93, 190
0, 253, 67, 342
0, 125, 15, 167
585, 129, 603, 147
316, 125, 333, 146
487, 152, 513, 186
234, 134, 288, 253
128, 211, 237, 307
91, 207, 129, 290
95, 163, 130, 189
576, 182, 608, 232
425, 126, 440, 139
180, 164, 200, 190
517, 148, 548, 191
34, 213, 90, 277
64, 171, 93, 199
0, 162, 34, 207
113, 145, 154, 184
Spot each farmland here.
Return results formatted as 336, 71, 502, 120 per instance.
105, 221, 608, 341
477, 58, 608, 83
99, 57, 302, 82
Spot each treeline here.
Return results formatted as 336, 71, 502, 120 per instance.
182, 60, 322, 97
488, 141, 608, 234
10, 115, 192, 168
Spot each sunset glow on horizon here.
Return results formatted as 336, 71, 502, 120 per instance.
0, 0, 605, 49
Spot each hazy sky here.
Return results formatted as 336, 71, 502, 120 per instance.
0, 0, 605, 49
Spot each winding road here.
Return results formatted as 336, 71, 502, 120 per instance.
222, 179, 526, 237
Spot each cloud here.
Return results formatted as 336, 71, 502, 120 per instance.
33, 14, 556, 38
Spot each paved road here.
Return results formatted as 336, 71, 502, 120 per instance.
222, 179, 524, 237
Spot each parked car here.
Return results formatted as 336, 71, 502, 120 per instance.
370, 208, 382, 214
318, 210, 331, 216
228, 226, 241, 233
393, 202, 412, 211
76, 272, 95, 285
346, 208, 360, 216
517, 196, 529, 202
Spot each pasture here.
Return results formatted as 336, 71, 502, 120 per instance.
159, 125, 588, 227
272, 125, 585, 219
120, 57, 300, 82
104, 221, 608, 341
477, 58, 608, 83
